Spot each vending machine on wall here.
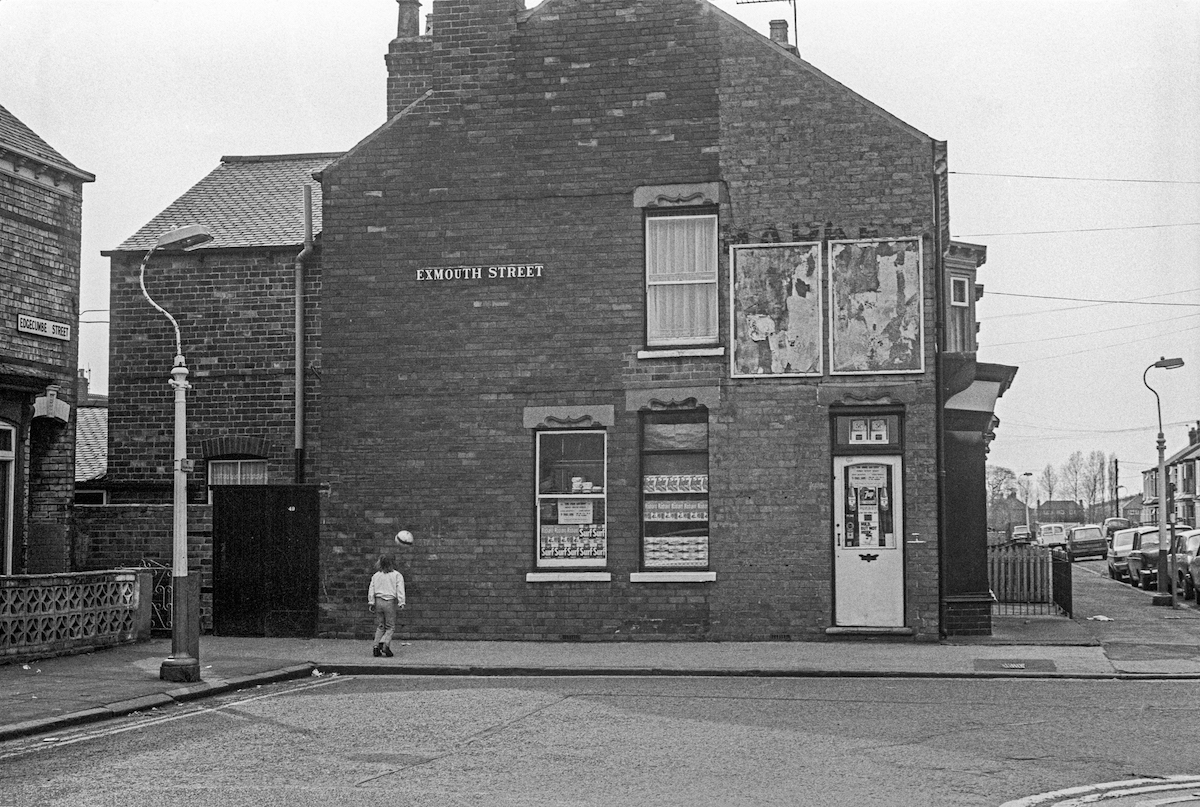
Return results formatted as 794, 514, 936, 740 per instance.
831, 410, 905, 628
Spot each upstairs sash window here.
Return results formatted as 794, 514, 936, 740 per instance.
646, 213, 718, 347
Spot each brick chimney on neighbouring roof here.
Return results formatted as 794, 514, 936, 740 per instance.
1189, 421, 1200, 445
76, 367, 89, 405
768, 18, 798, 55
397, 0, 421, 37
386, 0, 524, 118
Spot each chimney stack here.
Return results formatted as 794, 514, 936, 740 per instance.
397, 0, 422, 38
769, 19, 789, 45
1190, 421, 1200, 445
77, 367, 90, 406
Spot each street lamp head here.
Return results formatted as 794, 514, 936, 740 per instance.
1152, 356, 1185, 371
140, 224, 212, 360
152, 224, 214, 252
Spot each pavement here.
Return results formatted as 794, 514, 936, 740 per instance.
4, 566, 1200, 743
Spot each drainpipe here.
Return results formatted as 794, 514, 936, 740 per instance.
294, 185, 313, 484
931, 141, 948, 635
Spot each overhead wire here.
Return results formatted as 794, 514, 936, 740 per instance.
999, 320, 1200, 364
955, 221, 1200, 237
986, 310, 1200, 348
949, 170, 1200, 236
987, 291, 1200, 308
949, 171, 1200, 185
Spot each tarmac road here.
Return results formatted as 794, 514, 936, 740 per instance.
3, 672, 1199, 807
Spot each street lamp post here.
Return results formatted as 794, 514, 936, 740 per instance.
1143, 356, 1185, 607
139, 225, 214, 682
1021, 472, 1033, 529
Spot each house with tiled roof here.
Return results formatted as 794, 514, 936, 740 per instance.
1141, 422, 1200, 528
111, 154, 335, 253
0, 101, 94, 574
74, 370, 109, 505
89, 0, 1018, 642
75, 153, 335, 612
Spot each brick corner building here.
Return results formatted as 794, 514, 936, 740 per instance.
0, 101, 94, 575
103, 0, 1016, 642
314, 0, 1016, 641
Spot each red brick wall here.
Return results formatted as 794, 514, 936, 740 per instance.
0, 168, 84, 573
317, 0, 943, 641
74, 504, 216, 630
714, 23, 942, 635
106, 248, 321, 497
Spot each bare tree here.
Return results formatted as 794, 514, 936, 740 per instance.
987, 465, 1017, 503
1062, 451, 1085, 511
1039, 464, 1058, 505
1082, 450, 1108, 520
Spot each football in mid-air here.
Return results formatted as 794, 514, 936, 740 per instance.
395, 529, 414, 545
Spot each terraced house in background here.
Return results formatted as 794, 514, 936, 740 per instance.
89, 0, 1016, 642
0, 102, 93, 575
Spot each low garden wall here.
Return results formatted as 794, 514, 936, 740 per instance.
0, 569, 153, 664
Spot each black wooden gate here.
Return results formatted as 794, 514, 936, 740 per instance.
1051, 548, 1073, 618
212, 485, 320, 637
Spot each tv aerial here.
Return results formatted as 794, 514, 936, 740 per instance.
735, 0, 798, 49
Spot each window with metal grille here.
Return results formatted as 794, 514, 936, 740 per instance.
640, 410, 710, 570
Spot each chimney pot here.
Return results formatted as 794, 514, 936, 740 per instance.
769, 19, 789, 45
396, 0, 421, 38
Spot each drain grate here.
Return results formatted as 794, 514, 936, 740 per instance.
973, 658, 1057, 672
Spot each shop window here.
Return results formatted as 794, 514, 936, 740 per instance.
645, 213, 718, 347
536, 431, 607, 568
641, 410, 709, 569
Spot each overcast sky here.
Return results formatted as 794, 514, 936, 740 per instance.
3, 0, 1198, 491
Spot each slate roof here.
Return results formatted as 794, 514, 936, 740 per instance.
1167, 441, 1200, 466
0, 101, 93, 180
110, 153, 341, 253
75, 407, 108, 483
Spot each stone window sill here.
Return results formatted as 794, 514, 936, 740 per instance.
525, 572, 612, 583
637, 347, 725, 360
629, 572, 716, 583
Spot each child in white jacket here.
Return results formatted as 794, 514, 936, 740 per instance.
367, 555, 406, 657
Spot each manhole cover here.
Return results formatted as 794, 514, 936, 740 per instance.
973, 658, 1057, 672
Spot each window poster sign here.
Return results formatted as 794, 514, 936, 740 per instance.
557, 500, 594, 525
829, 238, 923, 374
730, 242, 823, 377
842, 463, 895, 549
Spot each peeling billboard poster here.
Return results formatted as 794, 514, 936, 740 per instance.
829, 238, 924, 375
730, 242, 823, 377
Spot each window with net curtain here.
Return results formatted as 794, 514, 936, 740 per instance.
208, 458, 268, 486
645, 213, 718, 346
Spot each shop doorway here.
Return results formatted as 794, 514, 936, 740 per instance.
832, 456, 904, 627
212, 485, 320, 636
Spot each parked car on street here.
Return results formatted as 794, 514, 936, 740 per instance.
1011, 525, 1032, 544
1124, 525, 1190, 589
1065, 524, 1108, 561
1107, 526, 1155, 581
1174, 528, 1200, 599
1126, 530, 1162, 589
1036, 523, 1073, 550
1103, 517, 1132, 538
